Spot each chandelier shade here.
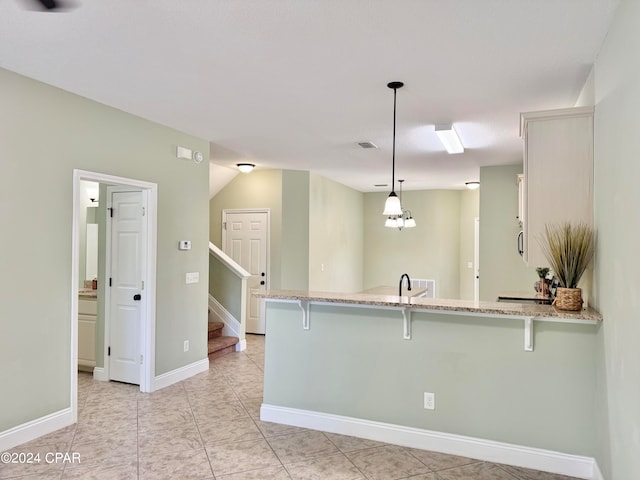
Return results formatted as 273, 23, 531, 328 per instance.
383, 192, 403, 216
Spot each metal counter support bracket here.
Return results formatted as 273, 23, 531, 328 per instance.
402, 308, 412, 340
298, 300, 310, 330
524, 317, 534, 351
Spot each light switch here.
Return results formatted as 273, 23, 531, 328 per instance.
179, 240, 191, 250
176, 146, 193, 160
186, 272, 199, 284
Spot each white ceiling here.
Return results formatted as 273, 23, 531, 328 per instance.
0, 0, 619, 193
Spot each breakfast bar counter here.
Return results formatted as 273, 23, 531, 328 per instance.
258, 289, 602, 476
256, 289, 602, 323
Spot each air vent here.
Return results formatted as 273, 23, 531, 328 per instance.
358, 141, 378, 149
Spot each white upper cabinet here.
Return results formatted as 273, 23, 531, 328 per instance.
519, 107, 594, 267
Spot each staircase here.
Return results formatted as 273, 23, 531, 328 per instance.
208, 321, 239, 360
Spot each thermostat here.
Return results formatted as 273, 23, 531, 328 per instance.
179, 240, 192, 250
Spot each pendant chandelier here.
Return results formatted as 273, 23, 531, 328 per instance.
385, 180, 416, 230
382, 81, 416, 229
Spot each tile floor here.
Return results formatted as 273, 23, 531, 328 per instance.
2, 335, 580, 480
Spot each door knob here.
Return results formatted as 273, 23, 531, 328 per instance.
260, 280, 265, 285
133, 294, 142, 301
261, 272, 266, 277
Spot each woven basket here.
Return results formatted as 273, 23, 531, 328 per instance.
554, 287, 583, 311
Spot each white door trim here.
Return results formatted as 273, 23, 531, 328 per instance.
221, 209, 270, 332
71, 170, 158, 425
474, 217, 480, 303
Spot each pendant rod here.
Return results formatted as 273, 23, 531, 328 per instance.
391, 86, 397, 194
387, 81, 403, 195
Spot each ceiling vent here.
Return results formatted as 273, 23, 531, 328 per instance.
358, 141, 378, 149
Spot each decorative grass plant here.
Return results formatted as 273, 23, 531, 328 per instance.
539, 222, 594, 288
539, 222, 594, 310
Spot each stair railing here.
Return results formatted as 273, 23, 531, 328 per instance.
208, 242, 250, 344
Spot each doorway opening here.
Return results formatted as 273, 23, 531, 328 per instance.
70, 170, 158, 422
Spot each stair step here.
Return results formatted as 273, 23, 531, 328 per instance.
208, 336, 239, 360
208, 321, 224, 340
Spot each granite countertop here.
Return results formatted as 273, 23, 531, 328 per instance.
360, 286, 427, 297
79, 288, 98, 298
256, 289, 602, 322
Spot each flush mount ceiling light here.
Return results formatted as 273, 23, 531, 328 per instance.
382, 81, 405, 218
435, 124, 464, 154
236, 163, 255, 173
465, 181, 480, 190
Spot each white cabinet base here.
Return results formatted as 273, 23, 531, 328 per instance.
78, 297, 97, 370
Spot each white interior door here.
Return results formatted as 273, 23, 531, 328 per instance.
108, 190, 145, 384
223, 211, 268, 334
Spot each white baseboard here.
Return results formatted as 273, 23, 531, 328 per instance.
592, 461, 605, 480
260, 404, 598, 480
92, 367, 107, 381
0, 408, 74, 452
208, 294, 246, 351
151, 358, 209, 392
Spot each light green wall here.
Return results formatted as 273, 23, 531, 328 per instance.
281, 171, 310, 290
479, 165, 535, 301
0, 68, 209, 431
590, 0, 640, 477
210, 169, 283, 289
458, 189, 480, 300
212, 175, 476, 298
363, 190, 462, 299
209, 255, 243, 321
309, 174, 364, 293
264, 302, 598, 456
211, 170, 364, 293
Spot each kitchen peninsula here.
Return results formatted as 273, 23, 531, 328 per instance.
257, 289, 602, 478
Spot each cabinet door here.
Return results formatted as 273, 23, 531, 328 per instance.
79, 298, 97, 315
524, 114, 593, 266
78, 314, 96, 367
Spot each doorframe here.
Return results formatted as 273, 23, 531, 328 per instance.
104, 186, 148, 387
221, 209, 271, 330
474, 217, 480, 303
71, 170, 158, 420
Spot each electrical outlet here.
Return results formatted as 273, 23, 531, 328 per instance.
424, 392, 435, 410
183, 340, 189, 352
